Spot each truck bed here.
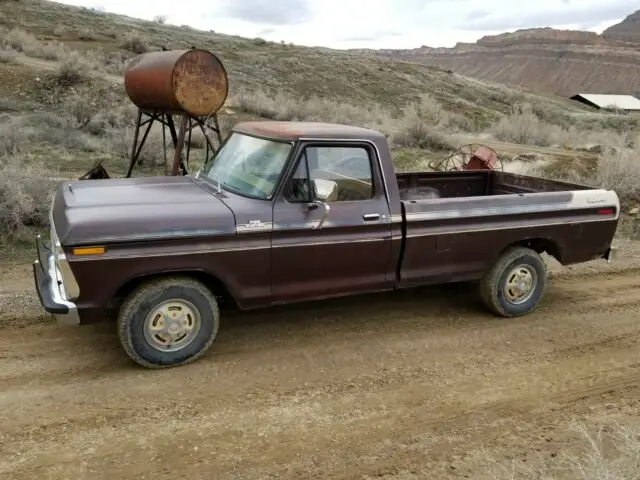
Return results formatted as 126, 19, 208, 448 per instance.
396, 170, 594, 201
395, 170, 619, 288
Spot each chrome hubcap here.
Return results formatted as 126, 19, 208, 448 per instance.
143, 299, 201, 352
503, 264, 537, 305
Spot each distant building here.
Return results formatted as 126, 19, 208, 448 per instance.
570, 93, 640, 111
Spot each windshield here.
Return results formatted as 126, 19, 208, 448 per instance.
200, 132, 293, 199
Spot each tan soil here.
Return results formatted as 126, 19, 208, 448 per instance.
1, 240, 640, 479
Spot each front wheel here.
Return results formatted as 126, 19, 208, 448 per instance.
479, 246, 548, 317
117, 276, 220, 369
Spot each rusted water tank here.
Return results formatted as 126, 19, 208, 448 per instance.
124, 49, 229, 117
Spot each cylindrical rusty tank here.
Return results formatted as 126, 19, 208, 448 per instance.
124, 49, 229, 117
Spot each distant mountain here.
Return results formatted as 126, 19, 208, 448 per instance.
602, 10, 640, 43
351, 12, 640, 97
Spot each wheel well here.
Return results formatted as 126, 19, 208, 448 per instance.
107, 271, 237, 319
505, 238, 562, 262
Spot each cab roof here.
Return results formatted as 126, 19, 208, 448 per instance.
232, 121, 386, 142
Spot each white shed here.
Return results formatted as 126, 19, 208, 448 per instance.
570, 93, 640, 111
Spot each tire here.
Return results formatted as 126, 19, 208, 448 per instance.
479, 246, 548, 318
117, 276, 220, 369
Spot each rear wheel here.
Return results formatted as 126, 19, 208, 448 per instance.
117, 276, 220, 369
479, 246, 548, 317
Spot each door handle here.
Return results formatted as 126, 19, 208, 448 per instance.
363, 213, 380, 221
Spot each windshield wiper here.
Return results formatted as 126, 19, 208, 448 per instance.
195, 167, 223, 194
208, 169, 223, 194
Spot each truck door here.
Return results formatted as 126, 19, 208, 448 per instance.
270, 140, 394, 303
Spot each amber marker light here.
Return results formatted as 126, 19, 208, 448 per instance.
72, 246, 106, 255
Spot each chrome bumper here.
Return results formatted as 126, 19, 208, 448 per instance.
32, 235, 80, 326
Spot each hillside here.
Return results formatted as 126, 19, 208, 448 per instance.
0, 0, 639, 247
352, 12, 640, 97
603, 10, 640, 43
0, 0, 597, 121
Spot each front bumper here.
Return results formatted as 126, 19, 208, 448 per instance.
32, 235, 80, 326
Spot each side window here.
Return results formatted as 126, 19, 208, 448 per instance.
308, 146, 374, 202
283, 152, 311, 203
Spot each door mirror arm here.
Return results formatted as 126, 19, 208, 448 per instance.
306, 178, 336, 229
307, 201, 330, 229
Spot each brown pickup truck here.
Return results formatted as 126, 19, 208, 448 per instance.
33, 121, 620, 369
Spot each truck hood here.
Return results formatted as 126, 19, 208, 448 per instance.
51, 176, 236, 246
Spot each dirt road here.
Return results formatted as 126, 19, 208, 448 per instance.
1, 242, 640, 479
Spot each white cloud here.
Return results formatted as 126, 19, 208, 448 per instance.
53, 0, 634, 49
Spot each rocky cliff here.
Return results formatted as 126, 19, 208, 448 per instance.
603, 10, 640, 43
351, 12, 640, 96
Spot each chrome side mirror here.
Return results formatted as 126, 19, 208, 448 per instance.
308, 179, 336, 229
312, 179, 337, 202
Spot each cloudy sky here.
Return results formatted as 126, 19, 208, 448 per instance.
54, 0, 636, 49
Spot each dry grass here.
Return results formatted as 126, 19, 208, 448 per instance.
56, 51, 95, 85
484, 422, 640, 479
2, 26, 69, 61
0, 122, 28, 156
0, 48, 20, 64
391, 99, 457, 151
571, 141, 640, 203
120, 32, 148, 54
0, 99, 154, 237
232, 89, 457, 151
0, 155, 58, 236
2, 110, 97, 154
106, 123, 167, 169
509, 135, 640, 204
488, 107, 576, 147
231, 89, 391, 127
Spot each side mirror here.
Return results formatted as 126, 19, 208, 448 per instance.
308, 179, 336, 230
311, 178, 338, 203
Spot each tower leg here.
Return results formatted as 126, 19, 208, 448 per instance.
171, 113, 189, 176
125, 109, 143, 178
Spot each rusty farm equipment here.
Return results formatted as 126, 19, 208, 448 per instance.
80, 48, 229, 180
428, 143, 503, 172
